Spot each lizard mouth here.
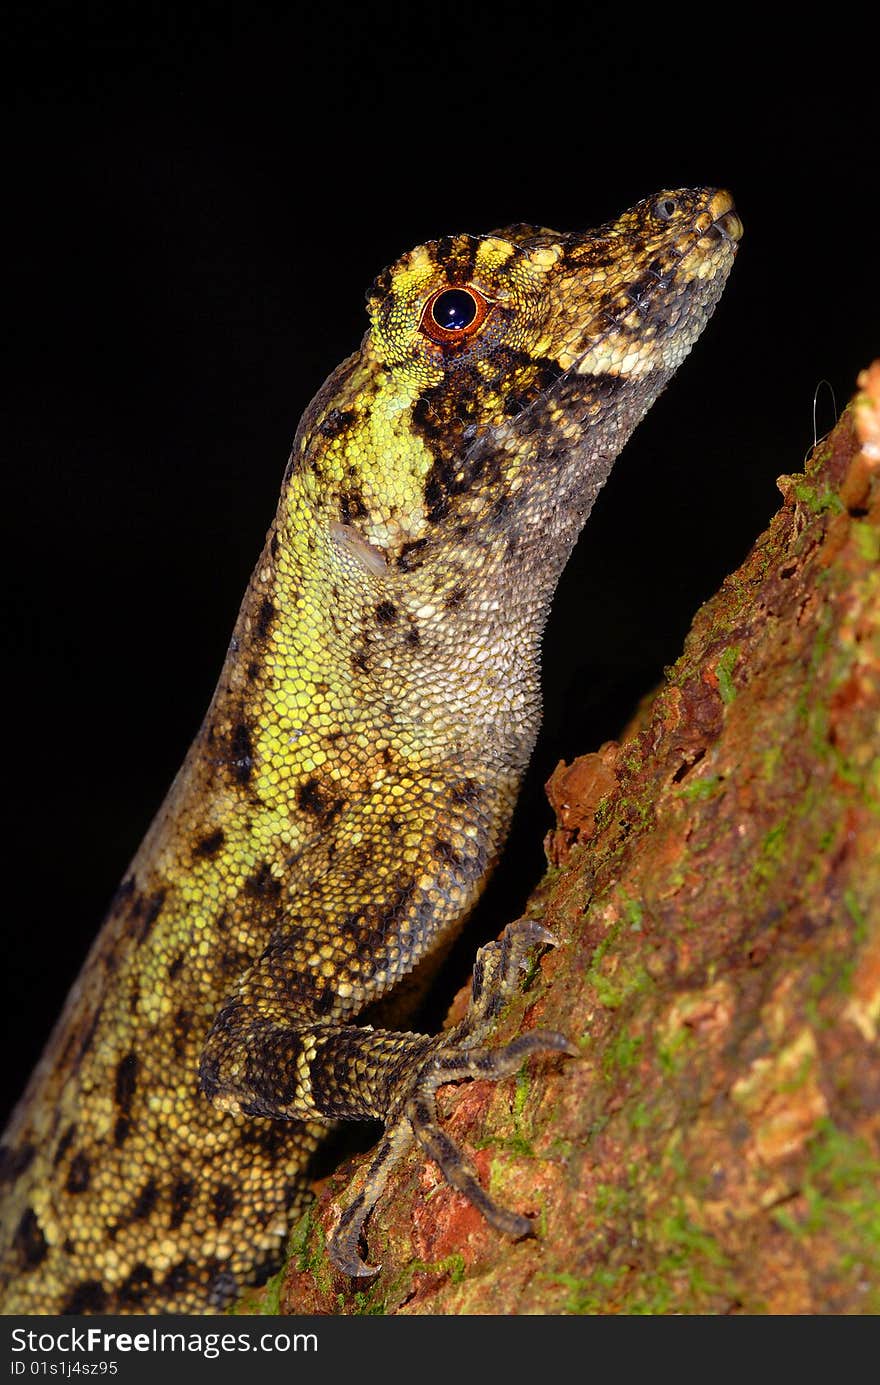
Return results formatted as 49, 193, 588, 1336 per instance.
700, 192, 743, 247
708, 209, 744, 243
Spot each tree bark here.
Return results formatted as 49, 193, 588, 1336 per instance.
253, 363, 880, 1315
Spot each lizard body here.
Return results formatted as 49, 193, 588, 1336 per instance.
0, 189, 740, 1313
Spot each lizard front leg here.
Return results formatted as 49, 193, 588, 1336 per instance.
199, 782, 572, 1277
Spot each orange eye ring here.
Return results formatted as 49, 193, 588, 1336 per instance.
419, 285, 491, 345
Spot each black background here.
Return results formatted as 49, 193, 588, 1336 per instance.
2, 7, 876, 1126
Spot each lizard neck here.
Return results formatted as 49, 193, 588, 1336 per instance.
257, 373, 666, 778
265, 483, 548, 777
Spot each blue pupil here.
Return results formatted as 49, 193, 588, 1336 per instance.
432, 288, 477, 331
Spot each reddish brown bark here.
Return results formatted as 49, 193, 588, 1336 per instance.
250, 364, 880, 1315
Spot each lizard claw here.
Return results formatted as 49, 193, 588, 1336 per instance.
331, 1242, 382, 1279
329, 1203, 382, 1279
328, 1120, 415, 1280
508, 918, 558, 950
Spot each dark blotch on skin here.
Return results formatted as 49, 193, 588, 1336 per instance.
100, 941, 120, 974
53, 1126, 77, 1169
484, 491, 512, 530
370, 266, 393, 299
162, 1260, 191, 1295
421, 430, 501, 526
63, 1280, 108, 1314
117, 1263, 154, 1307
504, 390, 529, 416
59, 1028, 77, 1071
444, 584, 466, 609
220, 947, 248, 975
240, 1027, 331, 1111
199, 1053, 222, 1100
319, 407, 355, 439
451, 778, 481, 805
435, 234, 477, 283
194, 828, 225, 858
432, 838, 462, 867
238, 1121, 289, 1157
14, 1208, 48, 1267
0, 1142, 36, 1184
77, 1003, 104, 1063
113, 1117, 130, 1148
338, 489, 368, 525
169, 1178, 195, 1232
381, 879, 417, 930
131, 1178, 158, 1221
397, 538, 427, 571
230, 723, 254, 786
212, 1184, 237, 1226
297, 777, 346, 829
114, 1052, 139, 1114
172, 1007, 193, 1061
64, 1152, 91, 1195
207, 1268, 239, 1311
110, 877, 136, 912
255, 597, 274, 639
422, 473, 450, 523
244, 862, 283, 901
375, 600, 397, 625
312, 988, 335, 1018
135, 889, 167, 945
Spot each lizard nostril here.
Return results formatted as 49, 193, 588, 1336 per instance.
654, 196, 679, 222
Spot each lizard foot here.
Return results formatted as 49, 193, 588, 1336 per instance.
467, 917, 561, 1028
329, 920, 574, 1277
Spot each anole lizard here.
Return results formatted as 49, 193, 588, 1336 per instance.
0, 189, 741, 1313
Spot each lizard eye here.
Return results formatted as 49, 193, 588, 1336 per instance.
420, 286, 491, 344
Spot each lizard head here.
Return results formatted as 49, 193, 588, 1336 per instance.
287, 188, 740, 591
